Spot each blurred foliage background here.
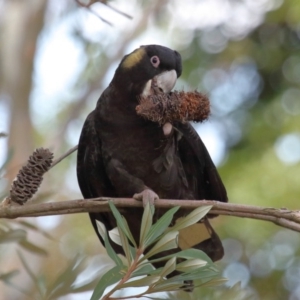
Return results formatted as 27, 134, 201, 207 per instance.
0, 0, 300, 299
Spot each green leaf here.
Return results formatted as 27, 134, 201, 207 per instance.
169, 206, 212, 232
109, 227, 122, 246
17, 220, 53, 240
108, 201, 126, 228
132, 262, 155, 277
159, 257, 176, 278
117, 226, 132, 264
149, 248, 213, 265
105, 238, 123, 268
121, 216, 137, 247
140, 202, 153, 246
96, 220, 123, 267
145, 206, 180, 247
108, 201, 137, 247
96, 220, 106, 241
0, 229, 26, 243
70, 280, 100, 294
150, 282, 184, 293
18, 251, 45, 296
118, 275, 161, 289
197, 277, 228, 287
128, 245, 137, 260
19, 240, 47, 256
175, 258, 207, 273
46, 256, 85, 299
143, 231, 179, 260
167, 268, 220, 283
0, 270, 19, 283
17, 251, 38, 282
91, 265, 124, 300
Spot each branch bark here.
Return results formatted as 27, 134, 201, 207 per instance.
1, 197, 300, 232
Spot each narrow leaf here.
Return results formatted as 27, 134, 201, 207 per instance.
121, 216, 137, 247
19, 240, 47, 256
159, 257, 176, 278
0, 270, 19, 283
0, 229, 26, 243
108, 201, 137, 247
17, 251, 38, 282
96, 220, 123, 267
118, 275, 161, 289
17, 220, 53, 239
197, 277, 228, 287
150, 282, 184, 293
147, 267, 164, 276
140, 202, 153, 246
149, 248, 213, 265
104, 236, 123, 268
169, 206, 212, 232
117, 226, 132, 264
69, 279, 100, 294
132, 262, 155, 277
166, 268, 219, 283
18, 251, 45, 296
109, 228, 122, 246
108, 201, 127, 229
175, 258, 207, 273
91, 265, 123, 300
145, 206, 180, 247
128, 245, 137, 260
96, 220, 106, 241
46, 256, 85, 299
143, 231, 178, 260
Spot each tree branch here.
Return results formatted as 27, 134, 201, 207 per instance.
1, 197, 300, 232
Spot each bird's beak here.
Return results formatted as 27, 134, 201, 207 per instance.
142, 70, 177, 96
156, 69, 177, 93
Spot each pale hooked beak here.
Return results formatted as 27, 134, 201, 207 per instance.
142, 69, 177, 96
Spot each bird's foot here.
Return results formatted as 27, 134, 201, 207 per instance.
133, 189, 159, 207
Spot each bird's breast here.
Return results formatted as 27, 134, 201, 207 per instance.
95, 95, 192, 198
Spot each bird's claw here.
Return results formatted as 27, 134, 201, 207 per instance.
133, 189, 159, 207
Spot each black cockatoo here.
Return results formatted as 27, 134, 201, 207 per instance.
77, 45, 227, 265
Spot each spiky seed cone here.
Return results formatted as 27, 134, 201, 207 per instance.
10, 148, 54, 205
136, 90, 210, 125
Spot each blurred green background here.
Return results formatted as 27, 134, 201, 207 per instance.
0, 0, 300, 299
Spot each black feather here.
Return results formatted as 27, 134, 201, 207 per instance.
77, 45, 228, 273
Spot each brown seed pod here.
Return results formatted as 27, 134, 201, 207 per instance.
136, 90, 210, 125
10, 148, 54, 205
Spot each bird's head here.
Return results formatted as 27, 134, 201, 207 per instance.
111, 45, 182, 98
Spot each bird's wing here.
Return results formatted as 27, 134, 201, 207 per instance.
77, 110, 118, 245
173, 122, 227, 262
175, 122, 228, 202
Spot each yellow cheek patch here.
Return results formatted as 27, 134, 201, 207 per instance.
177, 221, 211, 250
122, 47, 146, 69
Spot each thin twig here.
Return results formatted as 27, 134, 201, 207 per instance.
49, 145, 78, 170
75, 0, 132, 25
55, 0, 168, 149
106, 4, 133, 19
1, 198, 300, 232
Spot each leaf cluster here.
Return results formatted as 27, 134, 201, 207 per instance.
92, 202, 224, 300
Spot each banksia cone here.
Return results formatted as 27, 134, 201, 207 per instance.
10, 148, 54, 205
136, 90, 210, 125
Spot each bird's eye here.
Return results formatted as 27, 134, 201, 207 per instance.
150, 56, 160, 68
